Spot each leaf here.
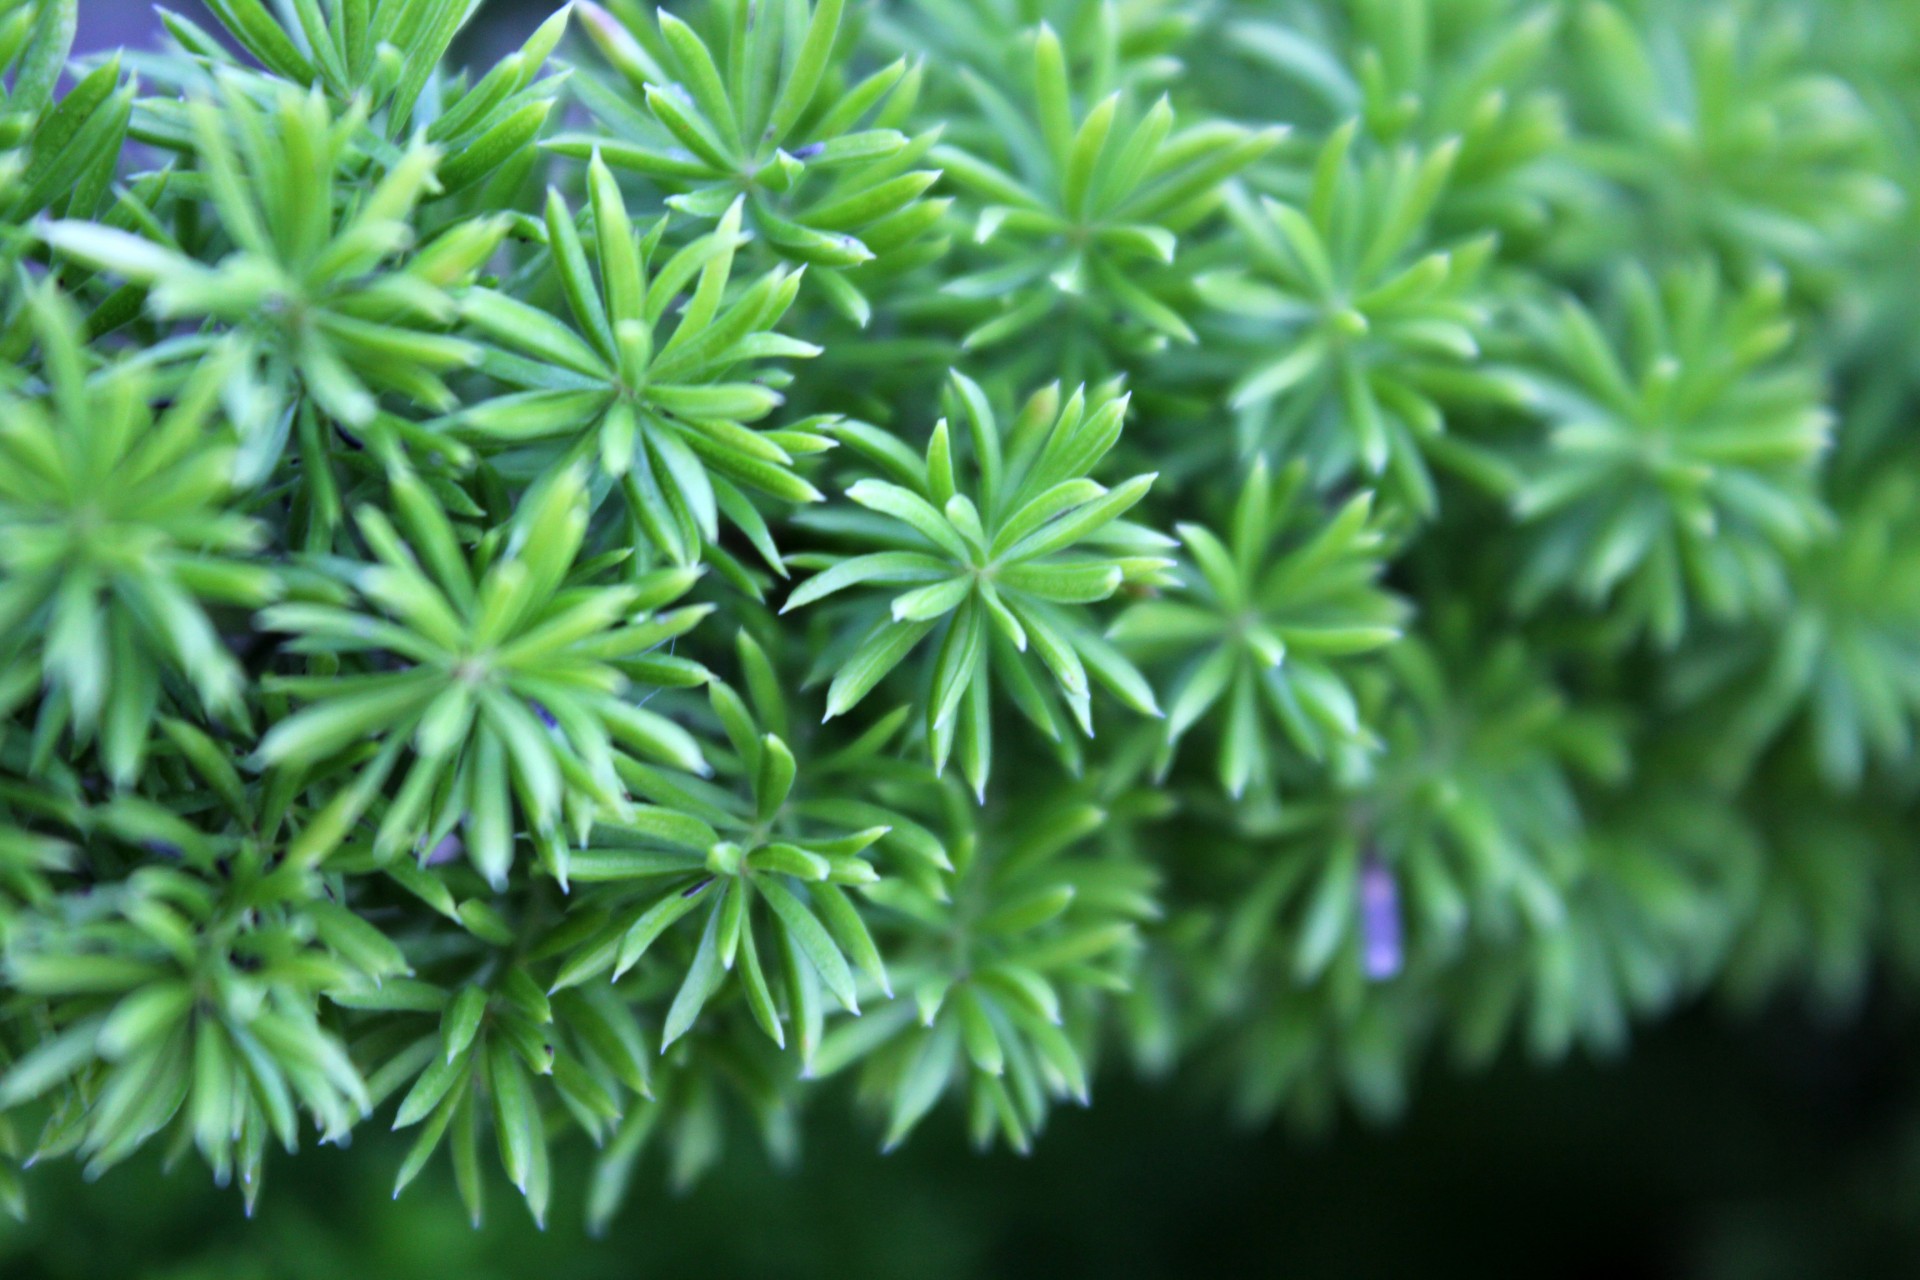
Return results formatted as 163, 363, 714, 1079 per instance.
658, 10, 735, 145
202, 0, 314, 82
0, 1018, 103, 1107
1004, 474, 1157, 563
768, 0, 846, 142
461, 288, 610, 376
825, 618, 937, 720
735, 912, 784, 1047
997, 561, 1122, 603
891, 575, 972, 622
393, 1050, 471, 1131
487, 1037, 536, 1193
810, 882, 889, 996
758, 879, 858, 1012
882, 1019, 960, 1150
660, 898, 727, 1049
39, 221, 184, 283
545, 187, 616, 360
613, 881, 714, 979
442, 987, 488, 1064
846, 480, 971, 560
783, 552, 952, 612
955, 988, 1005, 1076
755, 734, 797, 820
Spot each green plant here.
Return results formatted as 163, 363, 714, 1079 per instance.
0, 0, 1915, 1236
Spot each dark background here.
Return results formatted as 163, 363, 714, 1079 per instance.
4, 994, 1918, 1278
40, 3, 1920, 1275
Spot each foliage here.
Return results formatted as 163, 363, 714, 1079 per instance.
1502, 262, 1830, 646
0, 0, 1914, 1235
786, 372, 1168, 793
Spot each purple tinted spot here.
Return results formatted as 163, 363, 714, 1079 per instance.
1358, 852, 1402, 981
74, 0, 164, 56
791, 142, 825, 160
531, 701, 559, 730
425, 833, 464, 866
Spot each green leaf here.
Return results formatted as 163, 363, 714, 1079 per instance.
614, 882, 713, 979
487, 1037, 536, 1193
882, 1020, 960, 1150
758, 879, 858, 1012
0, 1018, 103, 1107
825, 618, 937, 720
846, 480, 971, 560
768, 0, 846, 142
811, 882, 889, 996
661, 898, 727, 1049
755, 734, 797, 821
783, 552, 952, 612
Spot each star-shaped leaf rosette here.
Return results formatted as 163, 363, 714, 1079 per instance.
1229, 0, 1565, 240
810, 791, 1157, 1154
559, 0, 948, 325
1503, 263, 1832, 647
0, 2, 131, 232
449, 155, 828, 574
784, 373, 1170, 796
255, 464, 713, 888
932, 21, 1281, 366
1198, 123, 1513, 515
1565, 1, 1900, 284
1213, 618, 1627, 1007
1667, 465, 1920, 791
0, 290, 279, 786
0, 814, 403, 1210
41, 80, 506, 439
151, 0, 567, 172
548, 653, 895, 1069
1111, 456, 1407, 798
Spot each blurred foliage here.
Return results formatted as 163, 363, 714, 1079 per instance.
0, 0, 1917, 1265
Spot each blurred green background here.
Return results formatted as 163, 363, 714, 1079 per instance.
49, 2, 1920, 1275
5, 995, 1920, 1277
